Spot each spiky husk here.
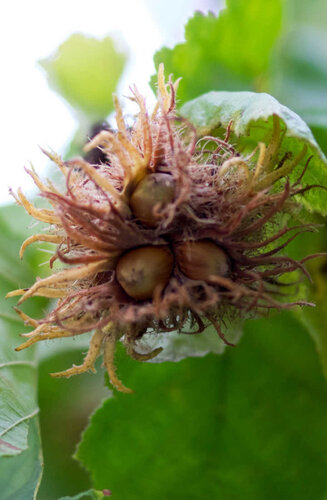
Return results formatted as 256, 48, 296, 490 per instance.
8, 65, 321, 392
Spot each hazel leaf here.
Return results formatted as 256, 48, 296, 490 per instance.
76, 312, 327, 500
0, 204, 45, 498
0, 417, 43, 500
181, 90, 327, 215
285, 221, 327, 380
0, 207, 43, 457
298, 298, 327, 381
138, 321, 243, 363
0, 316, 38, 458
152, 0, 282, 102
40, 34, 127, 122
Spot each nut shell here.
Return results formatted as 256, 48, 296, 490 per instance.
176, 239, 230, 282
130, 173, 175, 227
116, 245, 174, 300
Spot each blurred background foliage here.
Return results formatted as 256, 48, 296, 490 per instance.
1, 0, 327, 499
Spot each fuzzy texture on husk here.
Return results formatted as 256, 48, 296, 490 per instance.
7, 65, 322, 392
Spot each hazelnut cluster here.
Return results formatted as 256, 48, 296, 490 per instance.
7, 65, 319, 392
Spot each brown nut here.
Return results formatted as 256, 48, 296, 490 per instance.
176, 239, 230, 282
116, 245, 174, 300
130, 173, 175, 227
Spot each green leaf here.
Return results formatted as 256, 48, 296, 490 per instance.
0, 210, 40, 457
181, 90, 327, 214
152, 2, 327, 161
58, 489, 108, 500
37, 352, 109, 499
140, 321, 243, 362
285, 221, 327, 379
299, 296, 327, 380
0, 204, 46, 497
0, 417, 42, 500
76, 312, 327, 500
272, 28, 327, 134
0, 315, 38, 456
152, 0, 282, 102
40, 34, 127, 122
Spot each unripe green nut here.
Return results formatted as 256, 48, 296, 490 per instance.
130, 173, 175, 227
116, 245, 174, 300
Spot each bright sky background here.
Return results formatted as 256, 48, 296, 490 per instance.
0, 0, 221, 205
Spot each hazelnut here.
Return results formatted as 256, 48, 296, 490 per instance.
176, 239, 230, 282
130, 173, 175, 227
116, 245, 174, 300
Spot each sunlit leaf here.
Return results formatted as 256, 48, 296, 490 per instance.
152, 2, 327, 161
76, 312, 327, 500
152, 0, 282, 102
181, 91, 327, 214
40, 34, 127, 122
